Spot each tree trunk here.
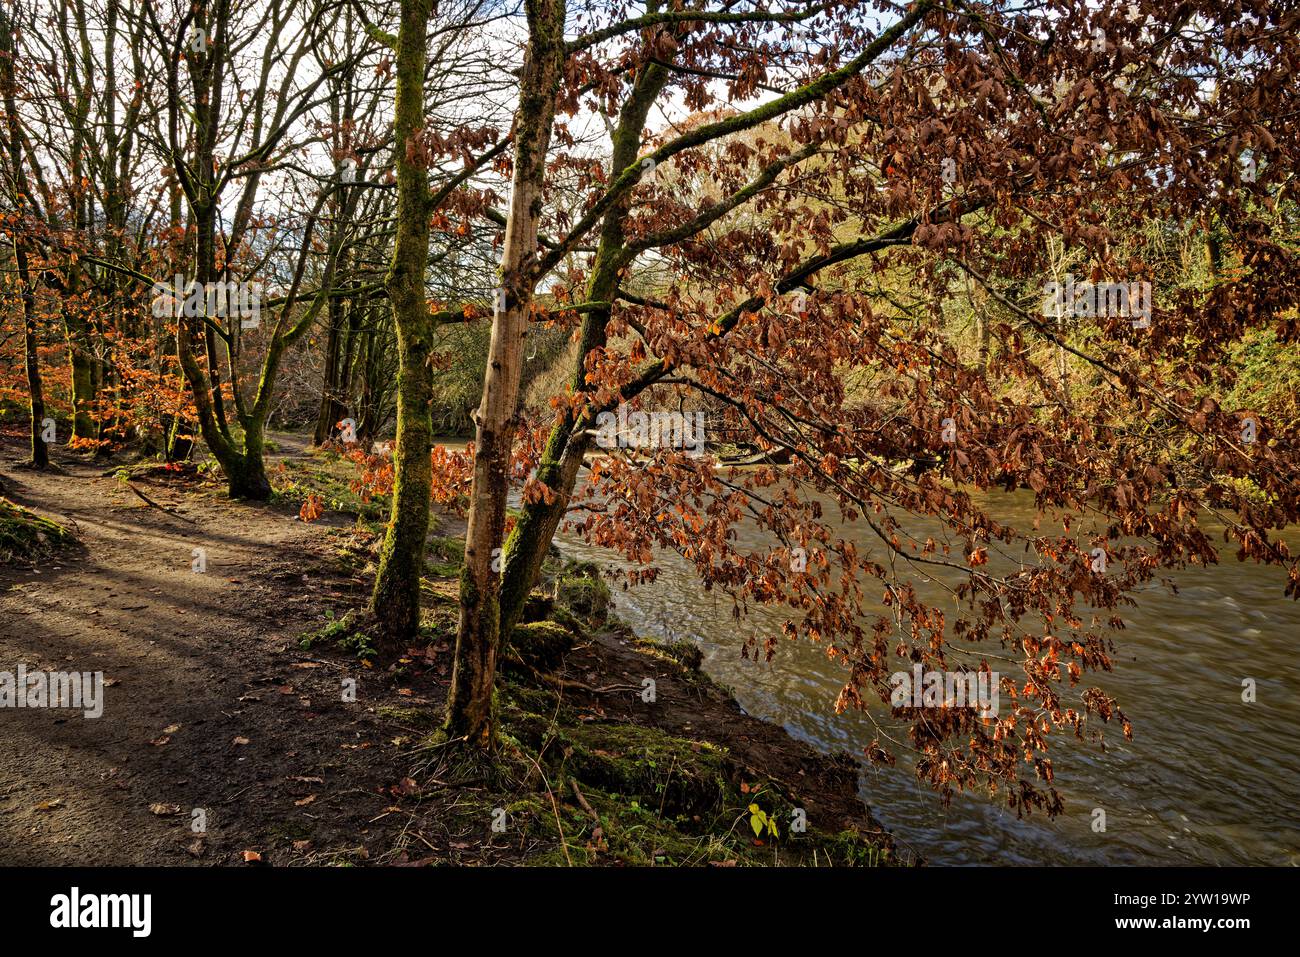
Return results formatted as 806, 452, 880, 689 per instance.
369, 0, 435, 644
313, 293, 347, 445
68, 339, 96, 439
18, 240, 48, 470
497, 60, 668, 641
1, 6, 48, 469
446, 0, 567, 747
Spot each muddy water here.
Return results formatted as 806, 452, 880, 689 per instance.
551, 484, 1300, 866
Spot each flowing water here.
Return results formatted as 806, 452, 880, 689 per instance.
551, 483, 1300, 866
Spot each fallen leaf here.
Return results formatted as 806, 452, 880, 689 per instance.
391, 777, 419, 797
149, 735, 171, 747
33, 799, 64, 813
163, 723, 181, 734
232, 736, 250, 746
149, 803, 182, 816
294, 794, 317, 807
242, 850, 263, 863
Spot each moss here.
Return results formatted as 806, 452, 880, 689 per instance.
635, 637, 704, 672
272, 453, 389, 521
394, 597, 900, 867
545, 605, 588, 639
0, 499, 73, 564
299, 609, 378, 661
376, 705, 436, 727
425, 535, 465, 577
553, 722, 732, 821
521, 591, 554, 623
554, 560, 610, 625
418, 674, 904, 867
506, 621, 575, 673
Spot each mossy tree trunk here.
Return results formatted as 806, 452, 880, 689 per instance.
1, 5, 49, 469
66, 314, 97, 440
17, 239, 48, 471
445, 0, 568, 748
369, 0, 435, 644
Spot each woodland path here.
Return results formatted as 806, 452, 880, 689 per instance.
0, 437, 397, 865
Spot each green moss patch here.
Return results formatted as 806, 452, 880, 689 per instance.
506, 621, 576, 673
0, 498, 74, 565
554, 560, 610, 625
425, 535, 464, 577
558, 722, 731, 820
635, 637, 704, 671
478, 681, 894, 868
299, 609, 378, 661
272, 450, 390, 521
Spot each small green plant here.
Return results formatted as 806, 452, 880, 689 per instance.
299, 610, 376, 661
337, 631, 377, 661
748, 803, 780, 840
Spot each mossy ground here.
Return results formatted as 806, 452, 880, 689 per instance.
271, 446, 390, 521
0, 497, 74, 564
400, 564, 901, 866
457, 673, 899, 866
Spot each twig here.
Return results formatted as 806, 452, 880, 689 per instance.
125, 482, 198, 523
537, 672, 641, 694
568, 777, 599, 822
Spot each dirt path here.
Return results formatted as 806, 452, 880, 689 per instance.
0, 440, 400, 865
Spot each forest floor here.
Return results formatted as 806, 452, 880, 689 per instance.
0, 426, 901, 866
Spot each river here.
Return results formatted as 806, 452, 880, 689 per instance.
551, 483, 1300, 866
